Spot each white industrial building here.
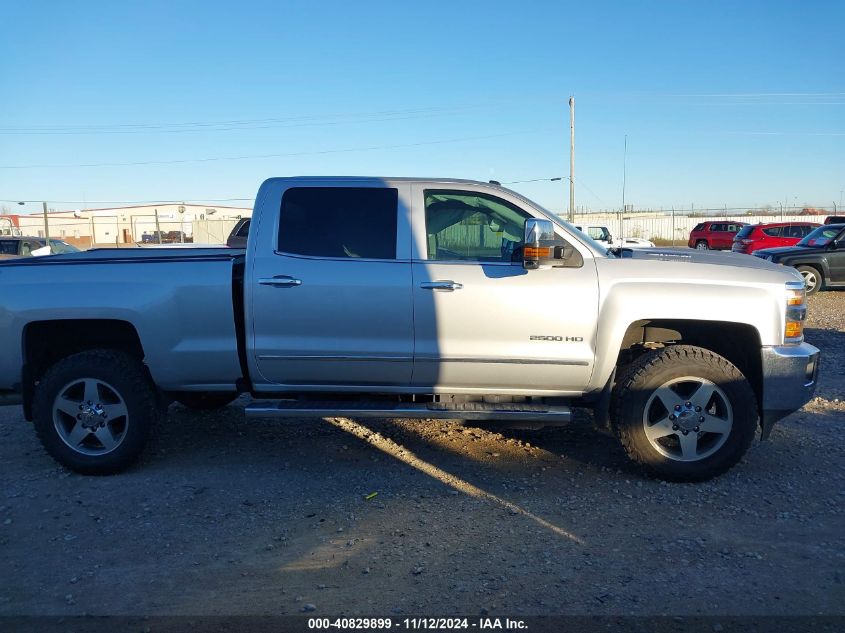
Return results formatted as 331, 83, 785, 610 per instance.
1, 203, 252, 248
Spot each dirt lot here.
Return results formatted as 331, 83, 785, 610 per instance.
1, 294, 843, 617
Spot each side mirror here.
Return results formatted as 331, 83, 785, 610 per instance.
523, 219, 557, 270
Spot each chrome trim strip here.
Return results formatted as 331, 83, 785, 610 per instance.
258, 355, 413, 362
416, 356, 589, 366
258, 355, 588, 366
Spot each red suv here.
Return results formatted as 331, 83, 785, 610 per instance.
731, 222, 820, 254
688, 221, 747, 250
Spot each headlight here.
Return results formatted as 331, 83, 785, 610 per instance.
784, 282, 806, 343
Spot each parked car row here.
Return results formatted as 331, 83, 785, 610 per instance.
753, 224, 845, 295
0, 236, 81, 259
140, 230, 193, 244
683, 218, 845, 295
731, 222, 819, 254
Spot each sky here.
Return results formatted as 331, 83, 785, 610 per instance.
1, 0, 843, 214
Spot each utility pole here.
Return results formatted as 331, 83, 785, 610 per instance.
568, 96, 575, 222
671, 206, 676, 247
620, 135, 627, 242
154, 208, 162, 244
42, 202, 51, 252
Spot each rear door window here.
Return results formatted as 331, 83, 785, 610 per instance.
278, 187, 398, 259
783, 225, 803, 238
762, 226, 783, 237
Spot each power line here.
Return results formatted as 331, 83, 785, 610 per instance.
0, 129, 541, 170
501, 177, 563, 184
3, 197, 254, 205
0, 107, 498, 136
0, 104, 487, 132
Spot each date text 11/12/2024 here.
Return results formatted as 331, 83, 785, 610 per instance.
307, 617, 528, 630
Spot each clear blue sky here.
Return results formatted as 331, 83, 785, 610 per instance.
1, 0, 842, 213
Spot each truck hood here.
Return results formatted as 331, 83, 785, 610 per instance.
607, 247, 803, 285
618, 247, 783, 271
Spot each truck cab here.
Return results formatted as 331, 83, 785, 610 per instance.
246, 178, 597, 395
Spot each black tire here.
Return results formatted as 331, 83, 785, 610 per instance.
695, 240, 709, 250
796, 265, 823, 295
612, 345, 757, 482
33, 350, 159, 475
176, 392, 238, 411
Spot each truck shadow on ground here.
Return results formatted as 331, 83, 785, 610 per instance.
159, 402, 630, 479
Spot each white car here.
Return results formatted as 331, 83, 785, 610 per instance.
574, 224, 655, 249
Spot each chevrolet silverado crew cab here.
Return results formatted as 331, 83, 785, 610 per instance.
0, 178, 819, 481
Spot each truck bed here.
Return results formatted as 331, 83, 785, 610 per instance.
0, 248, 246, 394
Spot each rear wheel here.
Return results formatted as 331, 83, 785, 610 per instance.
33, 350, 159, 475
612, 345, 757, 482
176, 392, 238, 411
797, 265, 823, 295
695, 240, 709, 250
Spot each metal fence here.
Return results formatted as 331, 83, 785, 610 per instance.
21, 218, 244, 248
567, 213, 830, 243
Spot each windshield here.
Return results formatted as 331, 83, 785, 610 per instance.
47, 240, 81, 254
489, 186, 611, 257
525, 205, 610, 255
797, 225, 843, 247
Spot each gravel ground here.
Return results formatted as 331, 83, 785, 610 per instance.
1, 292, 843, 617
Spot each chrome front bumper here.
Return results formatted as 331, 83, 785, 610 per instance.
760, 342, 820, 439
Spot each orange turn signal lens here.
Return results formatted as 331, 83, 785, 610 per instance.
785, 321, 803, 339
786, 290, 804, 306
524, 246, 552, 259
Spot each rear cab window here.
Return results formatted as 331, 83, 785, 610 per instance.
236, 220, 251, 237
277, 187, 398, 259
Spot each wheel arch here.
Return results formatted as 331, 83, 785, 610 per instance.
614, 319, 763, 422
22, 319, 145, 420
791, 259, 828, 280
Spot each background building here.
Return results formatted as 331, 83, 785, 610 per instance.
0, 204, 252, 248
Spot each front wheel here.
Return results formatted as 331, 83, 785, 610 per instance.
611, 345, 757, 482
797, 265, 823, 295
33, 350, 159, 475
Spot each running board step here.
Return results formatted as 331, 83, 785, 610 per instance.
244, 400, 571, 423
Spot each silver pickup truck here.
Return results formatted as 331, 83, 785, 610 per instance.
0, 177, 820, 481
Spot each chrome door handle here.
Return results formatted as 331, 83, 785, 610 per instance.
420, 280, 463, 291
259, 276, 302, 288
